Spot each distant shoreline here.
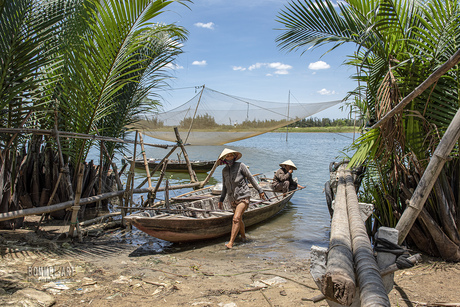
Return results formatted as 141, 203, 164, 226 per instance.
273, 126, 360, 133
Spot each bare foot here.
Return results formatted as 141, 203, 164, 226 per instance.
225, 242, 233, 249
240, 236, 247, 243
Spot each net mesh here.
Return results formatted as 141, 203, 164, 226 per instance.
132, 86, 341, 145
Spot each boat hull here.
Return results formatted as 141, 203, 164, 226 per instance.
125, 185, 294, 243
127, 157, 216, 173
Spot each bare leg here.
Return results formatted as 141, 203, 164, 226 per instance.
239, 219, 246, 241
226, 202, 246, 249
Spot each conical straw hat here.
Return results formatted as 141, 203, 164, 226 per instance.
218, 148, 242, 163
280, 160, 297, 170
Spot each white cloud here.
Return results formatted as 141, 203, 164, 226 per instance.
232, 66, 246, 71
192, 60, 207, 66
165, 63, 183, 70
308, 61, 331, 70
248, 63, 264, 71
194, 22, 215, 29
318, 88, 337, 95
248, 62, 292, 75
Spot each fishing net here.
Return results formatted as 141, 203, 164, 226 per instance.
132, 86, 341, 145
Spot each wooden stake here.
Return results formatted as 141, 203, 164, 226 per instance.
372, 48, 460, 129
138, 132, 152, 188
395, 106, 460, 244
69, 164, 84, 237
199, 159, 220, 188
100, 141, 123, 190
174, 127, 197, 183
136, 145, 178, 189
0, 182, 203, 222
147, 160, 169, 207
164, 179, 170, 210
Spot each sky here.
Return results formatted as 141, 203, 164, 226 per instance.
155, 0, 357, 119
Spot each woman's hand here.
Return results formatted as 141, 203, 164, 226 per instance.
218, 202, 223, 210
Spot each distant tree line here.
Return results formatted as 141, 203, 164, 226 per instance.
152, 115, 362, 129
288, 117, 364, 128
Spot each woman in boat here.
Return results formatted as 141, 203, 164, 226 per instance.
271, 160, 304, 195
217, 148, 266, 249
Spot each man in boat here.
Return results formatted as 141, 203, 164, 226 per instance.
217, 148, 266, 249
271, 160, 304, 195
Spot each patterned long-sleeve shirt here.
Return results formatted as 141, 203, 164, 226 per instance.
219, 162, 263, 203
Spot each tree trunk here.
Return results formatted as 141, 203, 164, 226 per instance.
321, 169, 356, 305
346, 171, 390, 306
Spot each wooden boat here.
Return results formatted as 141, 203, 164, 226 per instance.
124, 179, 296, 243
125, 156, 216, 172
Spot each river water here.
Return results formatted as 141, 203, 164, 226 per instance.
113, 132, 356, 259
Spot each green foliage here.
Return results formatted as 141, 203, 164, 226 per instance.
180, 113, 219, 129
277, 0, 460, 253
1, 0, 189, 169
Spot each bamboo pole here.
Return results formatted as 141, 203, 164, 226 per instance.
345, 170, 390, 306
146, 160, 169, 207
164, 179, 170, 210
395, 106, 460, 245
100, 141, 123, 190
97, 141, 103, 214
174, 127, 197, 183
185, 85, 205, 144
372, 48, 460, 130
69, 164, 84, 237
0, 182, 203, 222
130, 131, 138, 209
0, 128, 170, 149
79, 211, 122, 227
199, 159, 220, 188
321, 169, 355, 305
138, 132, 152, 188
136, 145, 179, 189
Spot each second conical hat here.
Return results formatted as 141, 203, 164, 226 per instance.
280, 160, 297, 170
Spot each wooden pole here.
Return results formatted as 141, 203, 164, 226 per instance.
97, 141, 103, 214
198, 159, 220, 188
372, 48, 460, 130
100, 141, 123, 190
130, 131, 138, 210
164, 179, 170, 210
185, 85, 205, 144
321, 169, 355, 305
147, 159, 169, 207
79, 211, 122, 227
395, 106, 460, 244
136, 145, 178, 189
138, 132, 152, 188
0, 128, 171, 149
346, 170, 390, 306
174, 127, 198, 183
69, 164, 84, 237
0, 182, 203, 222
286, 90, 290, 142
